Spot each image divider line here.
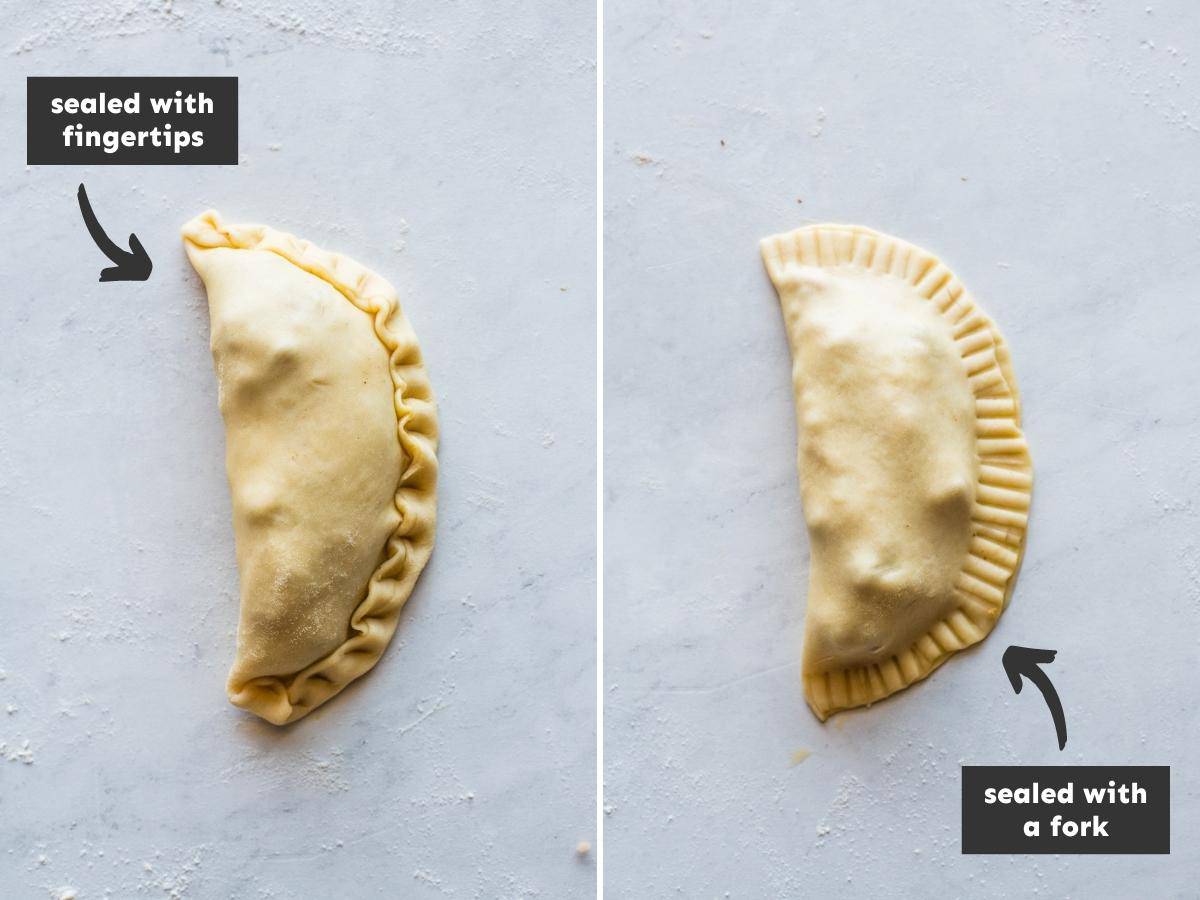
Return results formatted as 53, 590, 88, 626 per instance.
595, 0, 605, 896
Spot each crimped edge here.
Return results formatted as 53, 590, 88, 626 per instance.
760, 223, 1032, 720
182, 210, 438, 725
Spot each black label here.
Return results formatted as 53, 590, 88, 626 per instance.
26, 76, 237, 165
962, 765, 1169, 854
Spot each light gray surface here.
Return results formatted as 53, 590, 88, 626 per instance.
0, 2, 595, 898
605, 1, 1199, 896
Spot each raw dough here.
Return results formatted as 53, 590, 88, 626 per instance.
183, 211, 438, 725
760, 224, 1031, 720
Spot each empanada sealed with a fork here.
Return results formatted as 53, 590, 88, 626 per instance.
760, 224, 1031, 720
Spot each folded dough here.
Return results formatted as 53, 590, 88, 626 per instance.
183, 211, 438, 725
760, 224, 1031, 720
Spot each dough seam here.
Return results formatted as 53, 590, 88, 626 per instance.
761, 223, 1032, 720
183, 211, 438, 725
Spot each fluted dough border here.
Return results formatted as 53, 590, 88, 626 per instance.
760, 224, 1032, 720
183, 210, 438, 725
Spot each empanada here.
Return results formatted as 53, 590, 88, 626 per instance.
760, 224, 1031, 720
182, 211, 437, 725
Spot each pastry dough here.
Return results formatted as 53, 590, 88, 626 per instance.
183, 211, 437, 725
760, 224, 1031, 720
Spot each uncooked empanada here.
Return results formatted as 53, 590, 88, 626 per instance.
760, 224, 1031, 720
183, 211, 437, 725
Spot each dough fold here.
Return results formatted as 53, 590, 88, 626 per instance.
183, 211, 437, 725
760, 224, 1031, 720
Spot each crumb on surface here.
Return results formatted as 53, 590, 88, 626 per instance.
790, 748, 812, 767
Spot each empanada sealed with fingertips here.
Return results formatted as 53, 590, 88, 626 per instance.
760, 224, 1030, 720
183, 211, 437, 725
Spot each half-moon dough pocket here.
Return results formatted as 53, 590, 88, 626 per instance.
183, 211, 437, 725
760, 224, 1030, 720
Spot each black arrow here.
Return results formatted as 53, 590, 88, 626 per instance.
76, 183, 152, 282
1002, 645, 1067, 751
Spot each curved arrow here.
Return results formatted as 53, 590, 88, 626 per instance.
77, 183, 152, 282
1002, 645, 1067, 751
